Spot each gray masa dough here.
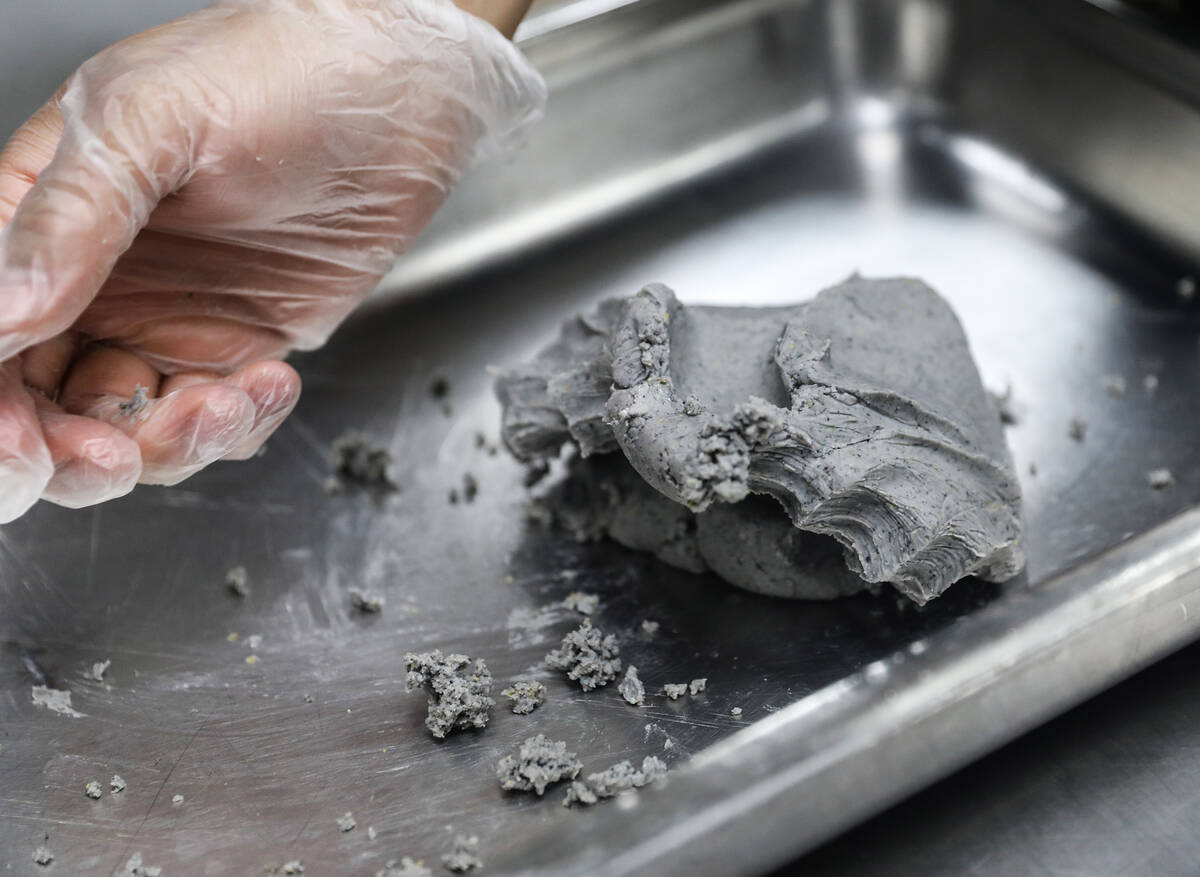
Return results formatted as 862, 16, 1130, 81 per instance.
497, 277, 1025, 603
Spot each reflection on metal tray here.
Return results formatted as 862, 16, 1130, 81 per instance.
5, 0, 1200, 874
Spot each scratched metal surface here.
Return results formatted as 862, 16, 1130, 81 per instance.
5, 0, 1200, 874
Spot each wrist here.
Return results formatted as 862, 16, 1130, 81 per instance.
452, 0, 533, 38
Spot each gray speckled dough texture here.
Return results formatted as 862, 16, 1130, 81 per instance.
498, 277, 1024, 603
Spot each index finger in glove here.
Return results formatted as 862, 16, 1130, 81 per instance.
0, 362, 53, 523
0, 68, 193, 364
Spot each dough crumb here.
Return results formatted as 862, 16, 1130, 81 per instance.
991, 385, 1018, 426
688, 678, 707, 696
330, 431, 395, 489
85, 658, 112, 682
618, 665, 645, 706
501, 680, 547, 715
1068, 416, 1087, 442
172, 794, 184, 805
731, 706, 743, 716
111, 774, 127, 794
281, 862, 305, 875
336, 811, 357, 832
545, 619, 622, 690
683, 394, 704, 416
496, 734, 582, 795
563, 755, 668, 807
1101, 374, 1126, 398
562, 591, 599, 615
368, 826, 377, 841
32, 846, 53, 866
122, 852, 162, 876
32, 685, 85, 718
663, 683, 688, 700
226, 566, 250, 598
442, 834, 483, 873
377, 858, 431, 877
640, 620, 660, 636
1148, 468, 1175, 490
247, 634, 263, 650
118, 385, 150, 419
350, 590, 385, 613
404, 651, 495, 738
84, 780, 103, 799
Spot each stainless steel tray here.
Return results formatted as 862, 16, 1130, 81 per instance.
6, 0, 1200, 874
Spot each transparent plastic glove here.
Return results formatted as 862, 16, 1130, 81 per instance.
0, 0, 546, 520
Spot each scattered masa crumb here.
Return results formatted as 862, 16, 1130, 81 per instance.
86, 659, 112, 682
32, 685, 84, 718
663, 683, 688, 700
641, 620, 660, 636
442, 834, 483, 873
118, 385, 150, 419
111, 774, 126, 794
683, 394, 704, 416
226, 566, 250, 598
496, 734, 582, 796
33, 846, 53, 866
405, 651, 495, 738
545, 619, 622, 691
377, 858, 431, 877
562, 591, 599, 615
336, 811, 357, 833
329, 431, 395, 490
85, 780, 103, 799
123, 852, 162, 877
731, 707, 743, 716
368, 826, 377, 841
618, 666, 645, 706
689, 678, 707, 696
350, 590, 385, 613
172, 794, 184, 805
563, 756, 667, 807
501, 680, 547, 715
1148, 468, 1175, 490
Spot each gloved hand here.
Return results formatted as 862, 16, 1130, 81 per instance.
0, 0, 545, 522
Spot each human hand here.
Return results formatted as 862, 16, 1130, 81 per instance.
0, 0, 545, 521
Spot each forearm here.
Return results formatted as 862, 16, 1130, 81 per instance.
453, 0, 534, 38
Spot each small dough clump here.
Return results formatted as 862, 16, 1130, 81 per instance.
336, 812, 357, 833
545, 619, 622, 690
442, 834, 483, 873
563, 756, 668, 807
496, 734, 583, 795
663, 683, 688, 700
618, 666, 645, 706
405, 651, 495, 739
84, 781, 103, 799
562, 591, 599, 615
501, 680, 547, 715
376, 858, 431, 877
329, 431, 395, 490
